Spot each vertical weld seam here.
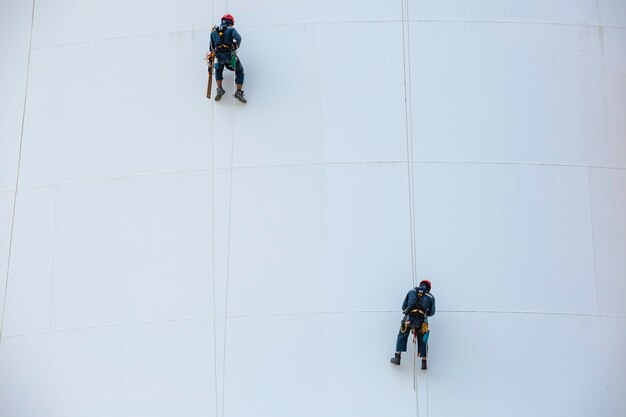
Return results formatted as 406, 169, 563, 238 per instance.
49, 185, 58, 330
586, 168, 600, 314
0, 0, 36, 343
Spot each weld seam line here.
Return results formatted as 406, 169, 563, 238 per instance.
1, 19, 623, 54
5, 162, 625, 192
1, 308, 623, 338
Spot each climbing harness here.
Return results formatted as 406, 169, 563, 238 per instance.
211, 25, 239, 72
408, 321, 428, 344
410, 287, 429, 316
213, 25, 239, 54
214, 25, 232, 52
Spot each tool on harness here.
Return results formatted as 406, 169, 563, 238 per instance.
205, 51, 215, 99
409, 322, 429, 343
421, 322, 429, 343
212, 54, 237, 71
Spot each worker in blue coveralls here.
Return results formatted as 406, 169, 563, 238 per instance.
390, 280, 435, 370
206, 13, 246, 103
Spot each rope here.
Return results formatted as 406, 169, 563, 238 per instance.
400, 2, 417, 291
0, 0, 36, 344
220, 4, 232, 415
220, 74, 236, 417
209, 4, 220, 417
413, 342, 416, 388
400, 0, 421, 415
413, 338, 419, 406
426, 370, 430, 416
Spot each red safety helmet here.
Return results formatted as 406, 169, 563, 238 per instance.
419, 280, 432, 291
222, 14, 235, 25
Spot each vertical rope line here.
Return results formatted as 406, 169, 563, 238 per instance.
209, 4, 219, 417
401, 1, 417, 288
211, 109, 219, 415
413, 341, 417, 390
0, 0, 36, 344
426, 371, 430, 417
221, 80, 235, 417
403, 3, 428, 412
401, 0, 419, 414
218, 3, 230, 416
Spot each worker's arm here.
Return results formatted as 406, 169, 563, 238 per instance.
425, 294, 436, 316
402, 290, 417, 314
208, 32, 215, 52
231, 28, 242, 47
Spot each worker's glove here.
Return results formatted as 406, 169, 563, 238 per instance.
232, 40, 238, 50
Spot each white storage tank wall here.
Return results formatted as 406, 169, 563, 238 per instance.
0, 1, 625, 417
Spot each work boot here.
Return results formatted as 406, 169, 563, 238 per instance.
215, 87, 225, 101
421, 358, 427, 370
234, 89, 247, 103
390, 353, 401, 365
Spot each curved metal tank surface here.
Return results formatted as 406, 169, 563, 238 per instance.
1, 1, 625, 416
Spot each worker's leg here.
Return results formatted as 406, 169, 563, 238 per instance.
395, 318, 410, 353
215, 62, 225, 83
234, 59, 244, 89
416, 320, 428, 358
417, 334, 428, 358
233, 59, 246, 103
215, 63, 226, 101
390, 319, 410, 365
